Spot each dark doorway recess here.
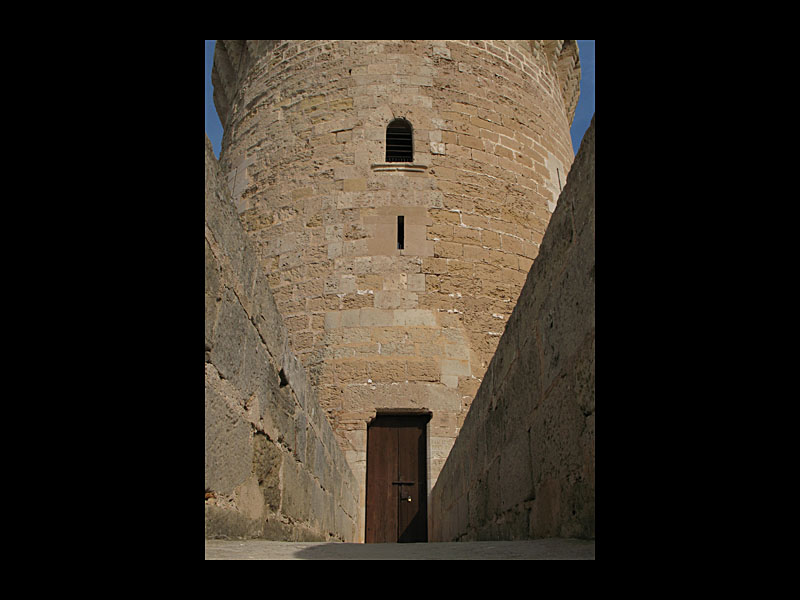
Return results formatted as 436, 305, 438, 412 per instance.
365, 413, 430, 543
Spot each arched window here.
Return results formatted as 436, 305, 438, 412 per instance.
385, 118, 413, 162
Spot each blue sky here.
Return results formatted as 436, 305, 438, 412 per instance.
204, 40, 223, 158
205, 40, 594, 158
571, 40, 595, 153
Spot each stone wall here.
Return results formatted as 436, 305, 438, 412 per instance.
205, 133, 360, 541
210, 42, 581, 538
429, 115, 594, 542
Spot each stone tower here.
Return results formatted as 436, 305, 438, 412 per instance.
211, 40, 580, 540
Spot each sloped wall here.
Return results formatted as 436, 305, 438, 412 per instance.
205, 134, 360, 541
429, 115, 594, 541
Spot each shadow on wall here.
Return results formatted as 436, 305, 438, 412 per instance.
428, 114, 595, 542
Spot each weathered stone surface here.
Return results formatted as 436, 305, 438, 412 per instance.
430, 115, 594, 542
205, 133, 359, 542
205, 239, 221, 351
210, 289, 249, 384
252, 433, 281, 511
205, 383, 252, 495
205, 504, 263, 539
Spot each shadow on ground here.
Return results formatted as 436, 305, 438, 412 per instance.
293, 539, 595, 560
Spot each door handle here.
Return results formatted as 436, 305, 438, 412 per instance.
392, 481, 415, 486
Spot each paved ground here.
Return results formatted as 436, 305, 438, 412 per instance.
205, 537, 594, 560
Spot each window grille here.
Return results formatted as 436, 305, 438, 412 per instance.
385, 119, 413, 162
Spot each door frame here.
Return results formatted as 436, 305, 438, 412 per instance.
365, 410, 432, 543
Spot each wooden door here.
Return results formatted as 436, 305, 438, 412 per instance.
365, 415, 428, 543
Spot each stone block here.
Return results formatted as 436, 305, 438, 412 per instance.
210, 289, 248, 384
393, 309, 437, 327
341, 296, 372, 317
490, 325, 518, 395
360, 308, 394, 327
205, 504, 263, 540
341, 309, 361, 328
327, 241, 343, 259
429, 436, 456, 463
463, 244, 489, 263
324, 311, 341, 329
282, 350, 309, 413
572, 335, 595, 417
529, 376, 582, 491
233, 474, 265, 522
421, 257, 447, 274
367, 359, 406, 383
294, 411, 308, 464
382, 272, 407, 290
452, 226, 481, 245
441, 358, 470, 377
252, 432, 282, 511
499, 348, 539, 435
205, 241, 221, 350
499, 430, 534, 513
281, 456, 311, 524
407, 273, 426, 292
434, 240, 463, 259
251, 273, 289, 361
310, 482, 325, 529
458, 134, 484, 151
467, 478, 488, 530
237, 243, 259, 308
488, 249, 518, 270
205, 384, 252, 495
481, 229, 500, 248
339, 275, 356, 294
406, 358, 439, 381
422, 383, 463, 413
537, 237, 594, 391
240, 325, 271, 412
529, 478, 561, 538
441, 374, 458, 388
336, 359, 368, 382
443, 342, 469, 360
374, 290, 418, 309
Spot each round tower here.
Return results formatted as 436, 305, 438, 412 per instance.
211, 40, 580, 541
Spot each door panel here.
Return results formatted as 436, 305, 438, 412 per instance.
397, 422, 427, 542
365, 415, 428, 543
365, 422, 397, 543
